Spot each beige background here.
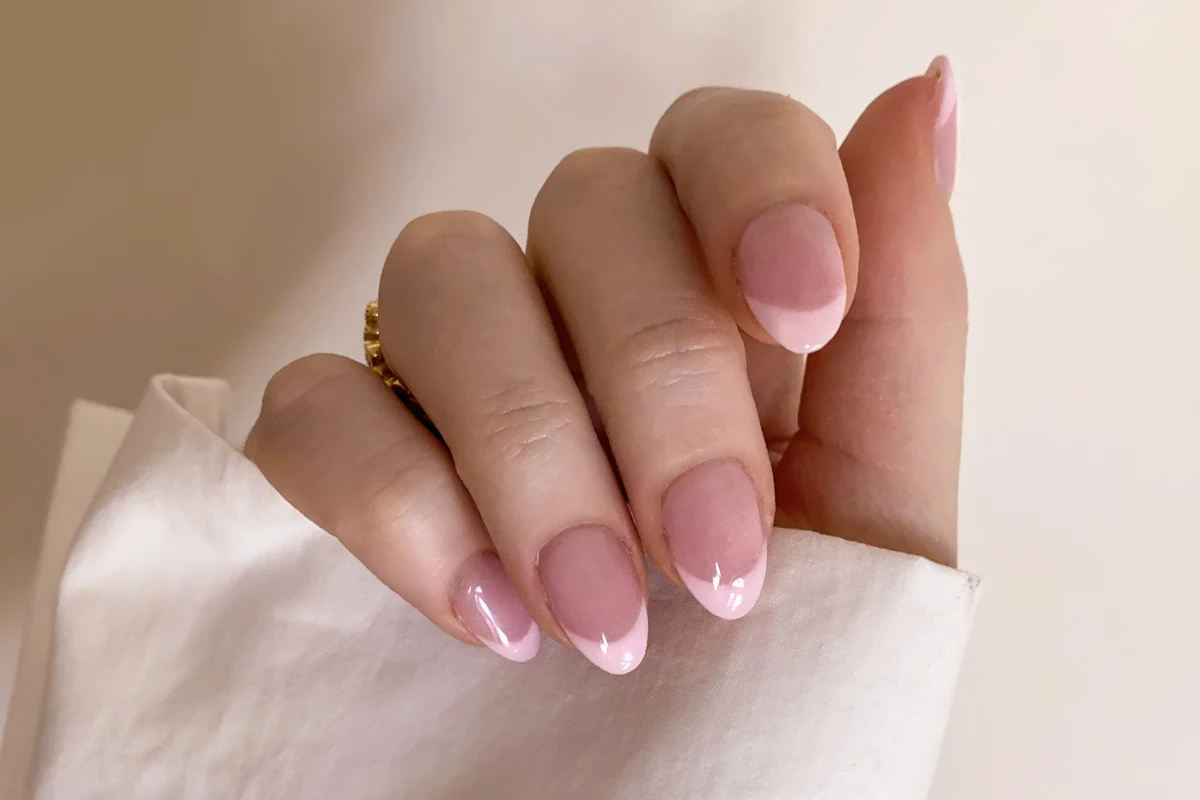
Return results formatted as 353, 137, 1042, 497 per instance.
1, 1, 1196, 797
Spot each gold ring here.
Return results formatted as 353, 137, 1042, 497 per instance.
363, 299, 442, 441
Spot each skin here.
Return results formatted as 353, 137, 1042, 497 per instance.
244, 69, 965, 668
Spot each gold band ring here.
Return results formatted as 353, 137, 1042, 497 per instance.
363, 299, 442, 441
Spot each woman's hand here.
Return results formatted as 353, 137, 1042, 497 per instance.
245, 58, 964, 674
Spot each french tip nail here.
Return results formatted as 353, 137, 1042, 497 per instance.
663, 459, 769, 621
736, 204, 847, 353
538, 524, 648, 675
678, 548, 767, 620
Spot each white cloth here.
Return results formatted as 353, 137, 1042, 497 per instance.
3, 377, 980, 799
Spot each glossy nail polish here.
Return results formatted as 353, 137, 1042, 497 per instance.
736, 203, 847, 355
538, 525, 647, 675
451, 552, 540, 663
663, 459, 767, 620
926, 55, 958, 197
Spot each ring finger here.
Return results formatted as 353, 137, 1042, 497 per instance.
244, 354, 541, 663
377, 211, 649, 675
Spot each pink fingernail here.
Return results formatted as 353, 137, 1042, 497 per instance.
926, 55, 958, 197
736, 203, 847, 354
451, 552, 540, 663
663, 459, 767, 620
538, 524, 647, 675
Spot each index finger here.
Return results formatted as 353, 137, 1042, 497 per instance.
649, 88, 860, 355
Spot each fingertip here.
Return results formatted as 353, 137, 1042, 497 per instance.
841, 58, 956, 205
836, 62, 964, 326
925, 55, 959, 197
649, 87, 859, 355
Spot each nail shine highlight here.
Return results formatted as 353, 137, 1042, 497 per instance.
451, 552, 540, 663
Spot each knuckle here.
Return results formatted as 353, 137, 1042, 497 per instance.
804, 110, 838, 150
530, 148, 660, 254
725, 93, 834, 147
534, 148, 651, 212
260, 354, 363, 423
338, 452, 452, 544
655, 87, 836, 155
670, 86, 719, 109
657, 87, 729, 131
255, 355, 451, 547
613, 309, 744, 395
384, 210, 514, 282
474, 379, 576, 465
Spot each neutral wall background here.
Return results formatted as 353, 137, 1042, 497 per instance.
1, 1, 1196, 797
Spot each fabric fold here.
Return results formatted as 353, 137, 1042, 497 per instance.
19, 376, 978, 799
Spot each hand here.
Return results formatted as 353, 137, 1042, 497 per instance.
245, 57, 965, 675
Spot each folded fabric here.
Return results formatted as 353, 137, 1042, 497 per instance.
8, 376, 980, 799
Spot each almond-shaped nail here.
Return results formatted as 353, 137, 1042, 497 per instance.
451, 552, 540, 663
736, 203, 847, 355
926, 55, 958, 197
538, 525, 647, 675
663, 459, 767, 620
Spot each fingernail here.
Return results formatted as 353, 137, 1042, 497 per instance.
926, 55, 958, 197
736, 203, 847, 354
538, 525, 647, 675
663, 459, 767, 620
451, 552, 540, 663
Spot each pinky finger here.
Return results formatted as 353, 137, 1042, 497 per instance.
244, 354, 540, 663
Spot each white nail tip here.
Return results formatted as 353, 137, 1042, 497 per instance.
745, 296, 846, 355
484, 623, 541, 664
678, 551, 768, 621
566, 605, 648, 675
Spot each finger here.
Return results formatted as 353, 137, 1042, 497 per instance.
528, 148, 772, 620
649, 88, 860, 355
776, 58, 965, 565
244, 354, 540, 663
378, 212, 648, 675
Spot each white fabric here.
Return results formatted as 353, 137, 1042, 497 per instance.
0, 401, 133, 800
5, 377, 980, 799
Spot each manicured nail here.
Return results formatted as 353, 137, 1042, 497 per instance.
451, 552, 540, 663
538, 525, 647, 675
736, 203, 847, 354
663, 459, 767, 620
926, 55, 958, 197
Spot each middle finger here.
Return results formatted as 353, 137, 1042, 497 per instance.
529, 148, 773, 620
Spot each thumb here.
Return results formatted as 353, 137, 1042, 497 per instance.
775, 58, 966, 566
